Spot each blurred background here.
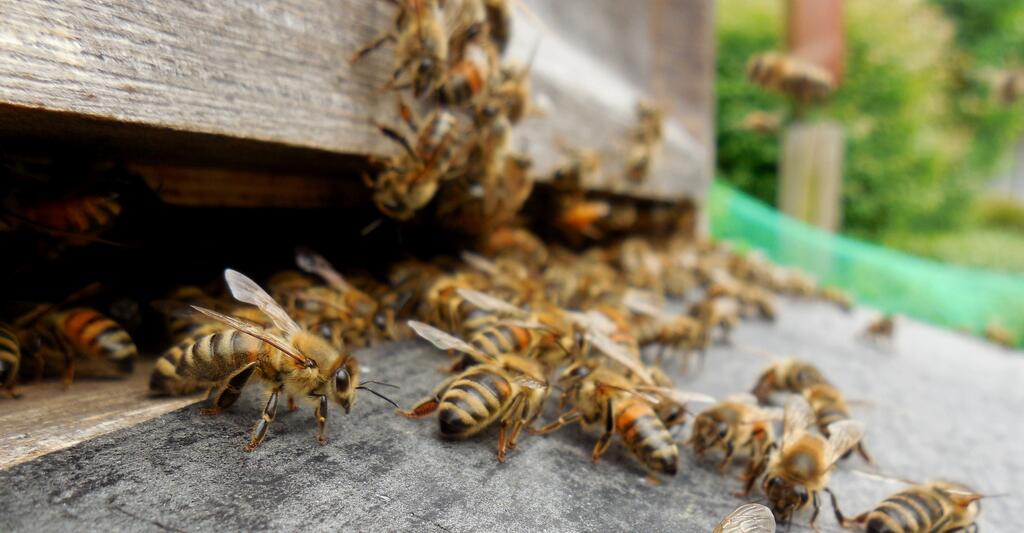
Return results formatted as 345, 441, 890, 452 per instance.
712, 0, 1024, 344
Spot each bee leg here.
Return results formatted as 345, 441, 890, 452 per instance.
738, 454, 768, 497
61, 353, 75, 390
397, 374, 458, 418
824, 487, 865, 529
855, 441, 874, 465
244, 386, 281, 452
497, 394, 527, 461
591, 399, 615, 464
201, 363, 256, 415
349, 32, 397, 65
315, 394, 328, 446
3, 385, 20, 399
717, 441, 735, 474
809, 491, 821, 532
528, 409, 580, 435
396, 95, 419, 132
288, 395, 299, 412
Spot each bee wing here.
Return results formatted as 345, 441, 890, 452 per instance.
782, 394, 815, 443
502, 319, 553, 331
191, 306, 311, 367
455, 288, 526, 317
634, 386, 716, 407
512, 375, 547, 391
565, 310, 616, 335
824, 420, 866, 466
725, 392, 759, 405
223, 269, 303, 337
295, 247, 351, 292
407, 320, 491, 362
622, 289, 666, 318
713, 503, 776, 533
588, 331, 654, 385
460, 251, 500, 275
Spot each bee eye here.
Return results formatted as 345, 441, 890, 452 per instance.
767, 476, 783, 490
418, 59, 434, 75
334, 368, 351, 391
795, 486, 809, 503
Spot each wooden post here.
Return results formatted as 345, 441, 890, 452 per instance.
778, 0, 845, 231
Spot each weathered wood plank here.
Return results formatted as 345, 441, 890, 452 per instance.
0, 0, 713, 202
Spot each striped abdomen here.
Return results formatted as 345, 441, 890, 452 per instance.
19, 196, 121, 233
864, 487, 950, 533
150, 330, 264, 396
437, 55, 487, 106
615, 398, 679, 475
438, 367, 513, 437
0, 324, 20, 388
469, 324, 535, 359
804, 384, 850, 431
417, 111, 457, 169
56, 308, 136, 375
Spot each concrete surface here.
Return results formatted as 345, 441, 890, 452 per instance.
1, 299, 1022, 532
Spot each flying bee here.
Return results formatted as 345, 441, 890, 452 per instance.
687, 394, 781, 491
149, 269, 397, 451
0, 323, 22, 398
747, 51, 834, 102
365, 99, 461, 220
751, 358, 829, 404
828, 480, 983, 533
802, 383, 873, 464
714, 503, 776, 533
761, 396, 864, 528
532, 360, 711, 478
402, 320, 549, 462
351, 0, 449, 96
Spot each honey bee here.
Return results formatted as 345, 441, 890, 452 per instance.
689, 296, 741, 346
863, 314, 895, 346
0, 323, 22, 398
533, 359, 709, 477
435, 41, 494, 107
827, 481, 983, 533
707, 275, 776, 321
483, 0, 511, 54
401, 320, 549, 462
687, 394, 780, 490
293, 247, 381, 348
714, 503, 776, 533
2, 194, 122, 243
490, 58, 535, 123
149, 269, 396, 451
984, 321, 1017, 349
23, 307, 138, 386
802, 383, 873, 464
623, 101, 664, 183
746, 51, 834, 102
351, 0, 449, 96
740, 110, 784, 135
365, 100, 460, 220
623, 289, 707, 365
750, 358, 829, 404
479, 226, 549, 267
819, 286, 853, 312
761, 396, 864, 527
550, 147, 601, 192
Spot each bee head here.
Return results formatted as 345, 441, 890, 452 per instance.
330, 359, 358, 414
763, 474, 808, 520
689, 415, 728, 453
413, 57, 441, 96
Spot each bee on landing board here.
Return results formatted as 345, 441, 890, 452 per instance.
714, 503, 776, 533
687, 394, 780, 494
401, 320, 550, 463
148, 269, 397, 451
828, 480, 983, 533
761, 396, 864, 528
750, 358, 829, 404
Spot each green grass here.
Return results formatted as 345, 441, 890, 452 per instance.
884, 226, 1024, 274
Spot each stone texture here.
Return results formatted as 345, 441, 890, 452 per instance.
1, 299, 1021, 532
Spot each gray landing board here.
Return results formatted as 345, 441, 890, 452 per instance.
1, 300, 1022, 532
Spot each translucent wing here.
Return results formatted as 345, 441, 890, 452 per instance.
456, 288, 526, 317
460, 251, 500, 275
588, 331, 653, 385
407, 320, 491, 362
634, 386, 716, 407
191, 306, 310, 366
782, 394, 815, 444
565, 310, 616, 335
713, 503, 776, 533
501, 319, 554, 331
512, 375, 547, 391
622, 289, 666, 318
725, 392, 759, 405
295, 247, 351, 292
824, 420, 866, 466
223, 269, 302, 337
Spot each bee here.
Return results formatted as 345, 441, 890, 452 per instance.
714, 503, 776, 533
687, 394, 780, 490
828, 481, 983, 533
351, 0, 449, 96
557, 197, 610, 241
802, 383, 873, 464
623, 290, 707, 364
746, 52, 834, 102
761, 396, 864, 527
751, 358, 829, 405
708, 275, 776, 321
623, 101, 664, 183
740, 110, 784, 135
435, 41, 494, 107
996, 70, 1024, 105
1, 194, 123, 245
365, 100, 460, 220
24, 307, 138, 385
149, 269, 397, 451
819, 286, 853, 312
550, 147, 601, 192
401, 320, 549, 462
689, 296, 742, 346
483, 0, 511, 54
864, 314, 896, 346
984, 321, 1017, 349
533, 359, 710, 477
490, 58, 535, 123
153, 286, 229, 343
480, 226, 549, 267
0, 323, 22, 398
293, 247, 381, 348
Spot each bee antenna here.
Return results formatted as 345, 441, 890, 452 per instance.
360, 380, 400, 389
357, 386, 401, 409
362, 218, 384, 236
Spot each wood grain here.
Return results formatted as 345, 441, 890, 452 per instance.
0, 0, 713, 203
0, 360, 202, 469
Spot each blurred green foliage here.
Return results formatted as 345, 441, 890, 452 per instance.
716, 0, 1024, 245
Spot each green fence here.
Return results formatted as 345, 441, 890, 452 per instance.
709, 181, 1024, 346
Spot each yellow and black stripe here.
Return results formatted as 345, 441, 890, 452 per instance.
438, 368, 513, 438
150, 330, 264, 396
468, 324, 535, 360
864, 486, 955, 533
57, 307, 137, 374
0, 324, 20, 390
616, 398, 678, 475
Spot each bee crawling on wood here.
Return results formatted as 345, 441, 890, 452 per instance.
149, 269, 398, 451
350, 0, 450, 96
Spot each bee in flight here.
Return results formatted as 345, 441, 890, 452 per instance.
714, 503, 776, 533
401, 320, 550, 463
150, 269, 397, 451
